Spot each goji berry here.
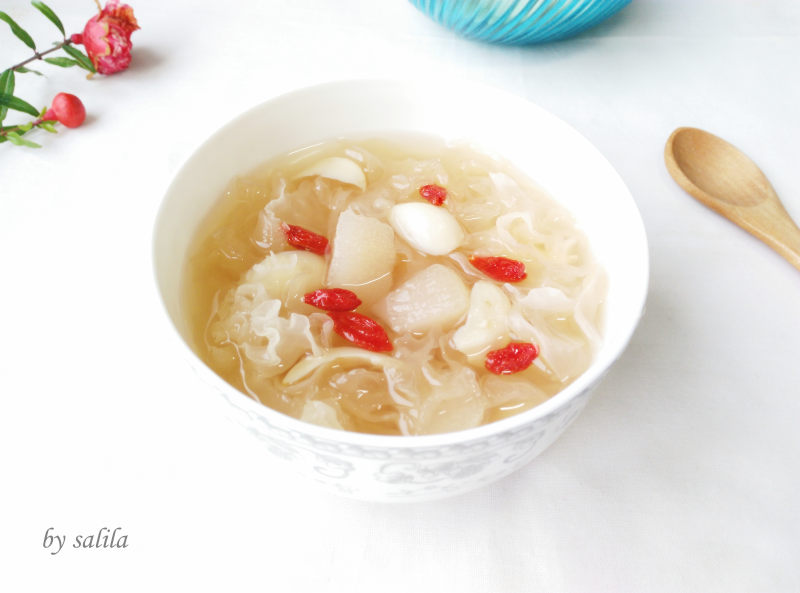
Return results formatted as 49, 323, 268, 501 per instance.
304, 288, 362, 311
281, 223, 329, 256
469, 255, 527, 282
419, 183, 448, 206
484, 342, 539, 375
328, 311, 393, 352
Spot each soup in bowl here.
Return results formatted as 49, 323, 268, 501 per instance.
153, 80, 648, 501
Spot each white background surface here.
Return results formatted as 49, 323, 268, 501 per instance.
1, 0, 799, 591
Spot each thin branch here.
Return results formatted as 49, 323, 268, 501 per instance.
8, 40, 71, 72
0, 116, 46, 137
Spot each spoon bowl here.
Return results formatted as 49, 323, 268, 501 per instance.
665, 127, 800, 271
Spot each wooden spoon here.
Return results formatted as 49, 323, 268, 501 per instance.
664, 127, 800, 271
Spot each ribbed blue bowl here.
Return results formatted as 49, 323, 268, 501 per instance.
411, 0, 633, 44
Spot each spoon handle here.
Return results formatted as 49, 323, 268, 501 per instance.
697, 189, 800, 272
737, 198, 800, 271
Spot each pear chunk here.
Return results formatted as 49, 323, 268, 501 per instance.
375, 264, 469, 333
300, 401, 344, 430
326, 209, 395, 305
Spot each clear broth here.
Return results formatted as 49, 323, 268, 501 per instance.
182, 136, 606, 435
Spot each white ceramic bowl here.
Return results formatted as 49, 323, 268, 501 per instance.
153, 79, 648, 502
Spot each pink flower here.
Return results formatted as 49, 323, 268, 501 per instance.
70, 1, 140, 75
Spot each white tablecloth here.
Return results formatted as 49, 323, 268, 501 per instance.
2, 1, 799, 591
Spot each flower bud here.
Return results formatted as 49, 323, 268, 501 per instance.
44, 93, 86, 128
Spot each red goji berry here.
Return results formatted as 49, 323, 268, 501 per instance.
419, 184, 447, 206
281, 222, 329, 256
328, 311, 393, 352
484, 342, 539, 375
304, 288, 362, 312
469, 255, 527, 282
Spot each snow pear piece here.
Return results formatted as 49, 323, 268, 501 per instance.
300, 400, 344, 430
326, 209, 395, 305
375, 264, 469, 333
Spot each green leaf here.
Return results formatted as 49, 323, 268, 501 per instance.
0, 11, 36, 50
15, 66, 43, 75
39, 120, 57, 133
0, 69, 14, 123
19, 121, 34, 132
44, 56, 79, 68
31, 1, 64, 36
5, 131, 41, 147
0, 70, 15, 94
0, 93, 40, 117
62, 44, 95, 73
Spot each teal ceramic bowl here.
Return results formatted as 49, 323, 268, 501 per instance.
411, 0, 632, 44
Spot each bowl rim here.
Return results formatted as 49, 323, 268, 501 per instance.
152, 78, 649, 449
